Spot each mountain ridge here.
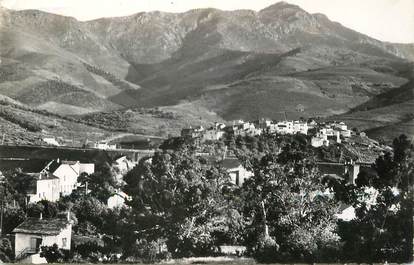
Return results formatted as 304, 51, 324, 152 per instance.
0, 3, 413, 141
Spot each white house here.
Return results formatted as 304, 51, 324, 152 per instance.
333, 122, 348, 131
230, 121, 262, 137
26, 173, 60, 204
13, 214, 72, 263
340, 129, 352, 138
203, 129, 225, 141
52, 161, 81, 196
267, 123, 278, 134
113, 156, 132, 174
42, 138, 60, 146
221, 158, 253, 186
317, 128, 341, 144
43, 160, 95, 196
319, 127, 336, 137
94, 141, 117, 150
311, 134, 329, 147
181, 126, 205, 139
79, 163, 95, 175
23, 160, 95, 201
275, 121, 294, 134
107, 191, 130, 209
293, 121, 308, 135
308, 120, 318, 129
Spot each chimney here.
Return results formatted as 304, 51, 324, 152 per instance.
39, 212, 43, 220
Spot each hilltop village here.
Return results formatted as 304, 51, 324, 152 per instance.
182, 119, 366, 147
0, 115, 405, 264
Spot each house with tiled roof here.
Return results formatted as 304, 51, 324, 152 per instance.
13, 213, 72, 263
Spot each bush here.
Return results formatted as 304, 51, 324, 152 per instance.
73, 241, 104, 263
251, 236, 280, 263
40, 244, 69, 263
0, 238, 13, 262
125, 239, 170, 263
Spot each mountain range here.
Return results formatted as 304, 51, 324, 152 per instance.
0, 2, 413, 142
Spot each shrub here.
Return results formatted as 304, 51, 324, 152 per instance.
0, 238, 13, 262
73, 241, 104, 263
40, 244, 69, 263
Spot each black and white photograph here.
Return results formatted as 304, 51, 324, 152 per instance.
0, 0, 413, 263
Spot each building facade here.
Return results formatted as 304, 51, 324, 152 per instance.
13, 214, 72, 263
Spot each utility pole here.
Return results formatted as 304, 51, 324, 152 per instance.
0, 180, 5, 237
0, 200, 3, 237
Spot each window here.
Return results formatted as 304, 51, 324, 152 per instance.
235, 172, 240, 186
62, 238, 67, 248
30, 237, 42, 252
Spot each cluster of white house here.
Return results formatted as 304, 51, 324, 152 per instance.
181, 119, 359, 148
310, 121, 354, 148
12, 159, 94, 263
26, 160, 94, 204
11, 155, 136, 264
181, 119, 312, 142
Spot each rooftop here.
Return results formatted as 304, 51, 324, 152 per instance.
13, 217, 70, 235
27, 172, 59, 181
61, 160, 79, 165
221, 158, 242, 169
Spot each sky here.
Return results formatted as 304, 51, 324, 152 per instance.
1, 0, 413, 43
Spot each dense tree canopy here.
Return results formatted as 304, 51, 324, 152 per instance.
239, 136, 340, 262
0, 133, 412, 263
123, 144, 233, 257
332, 134, 413, 262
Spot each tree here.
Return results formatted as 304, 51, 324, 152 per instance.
2, 206, 25, 235
333, 134, 413, 262
240, 136, 340, 262
78, 163, 118, 203
0, 238, 13, 262
72, 195, 107, 234
2, 169, 35, 204
27, 200, 58, 219
123, 144, 232, 257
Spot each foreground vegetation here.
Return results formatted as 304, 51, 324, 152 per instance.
0, 134, 412, 263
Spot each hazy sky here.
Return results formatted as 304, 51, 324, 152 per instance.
1, 0, 413, 43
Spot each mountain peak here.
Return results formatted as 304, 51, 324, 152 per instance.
259, 1, 303, 13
